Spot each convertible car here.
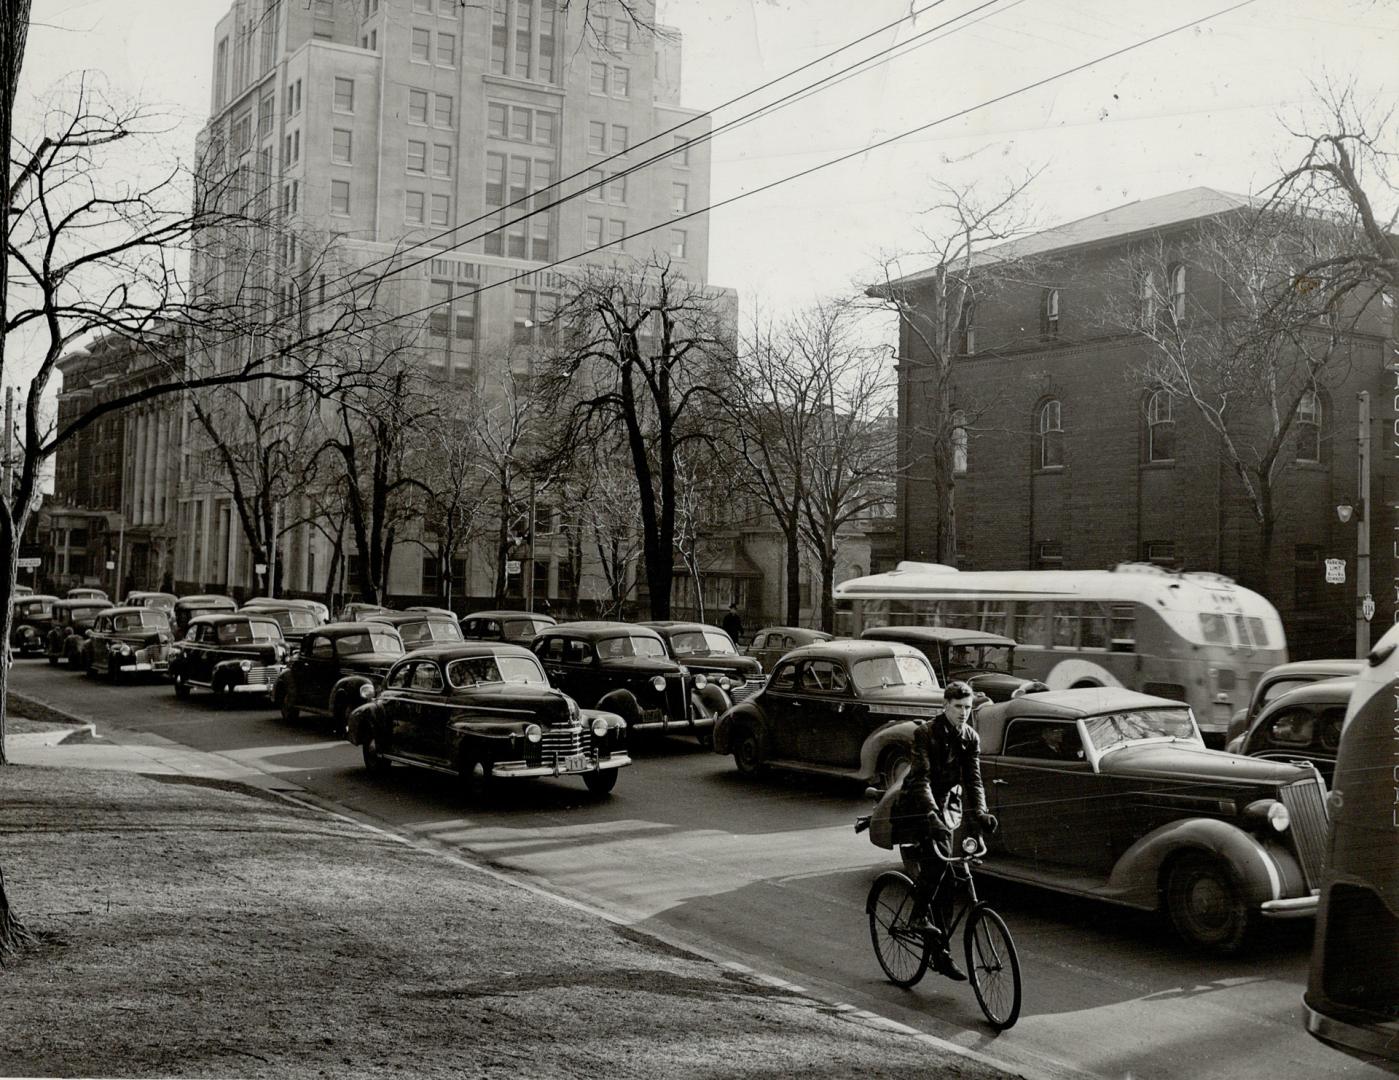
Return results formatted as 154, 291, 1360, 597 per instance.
346, 643, 630, 798
947, 687, 1330, 953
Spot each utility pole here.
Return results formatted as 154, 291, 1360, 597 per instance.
1356, 390, 1371, 659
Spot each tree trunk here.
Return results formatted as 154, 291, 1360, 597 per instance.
818, 546, 837, 633
784, 527, 801, 625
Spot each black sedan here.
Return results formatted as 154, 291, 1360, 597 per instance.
461, 609, 557, 645
83, 606, 175, 679
273, 622, 405, 729
44, 599, 109, 665
641, 620, 767, 703
363, 610, 465, 649
860, 625, 1037, 701
168, 613, 291, 703
346, 643, 630, 798
1232, 676, 1352, 784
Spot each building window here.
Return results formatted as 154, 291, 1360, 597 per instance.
333, 77, 355, 113
670, 229, 687, 259
588, 120, 606, 153
673, 135, 690, 167
1035, 541, 1063, 569
951, 409, 968, 475
513, 288, 537, 343
612, 66, 630, 98
487, 102, 507, 138
434, 93, 453, 128
535, 111, 556, 147
957, 296, 976, 354
611, 124, 628, 150
405, 190, 425, 224
411, 27, 431, 62
1146, 390, 1174, 462
408, 89, 428, 124
406, 139, 427, 173
484, 152, 506, 206
437, 32, 456, 66
1294, 544, 1323, 610
607, 173, 627, 204
1296, 389, 1321, 463
1037, 399, 1063, 469
330, 180, 350, 216
590, 62, 607, 94
1169, 263, 1187, 320
332, 128, 352, 165
672, 182, 688, 213
585, 216, 604, 248
1143, 541, 1176, 569
608, 218, 626, 251
431, 144, 452, 178
1041, 287, 1060, 337
430, 193, 450, 227
1138, 270, 1158, 323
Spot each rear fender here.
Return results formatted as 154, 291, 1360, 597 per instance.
345, 701, 379, 746
1109, 816, 1304, 911
331, 674, 375, 719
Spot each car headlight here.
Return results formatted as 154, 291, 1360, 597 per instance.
18, 626, 35, 639
239, 660, 253, 671
718, 676, 731, 689
591, 716, 608, 738
116, 644, 131, 654
693, 673, 707, 689
1244, 799, 1290, 832
525, 724, 543, 743
651, 675, 666, 692
358, 682, 375, 700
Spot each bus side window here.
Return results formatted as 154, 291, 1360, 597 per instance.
943, 599, 977, 630
1110, 604, 1136, 652
1052, 604, 1077, 647
1080, 604, 1108, 649
979, 601, 1008, 636
1013, 602, 1051, 647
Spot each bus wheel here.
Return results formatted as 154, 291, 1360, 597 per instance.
1070, 679, 1102, 689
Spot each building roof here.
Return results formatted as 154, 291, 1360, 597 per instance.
885, 187, 1260, 289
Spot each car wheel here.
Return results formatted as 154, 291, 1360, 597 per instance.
879, 747, 912, 790
1070, 679, 1102, 689
582, 768, 619, 796
216, 681, 237, 709
733, 729, 764, 776
173, 674, 190, 699
458, 755, 496, 803
1166, 853, 1252, 953
362, 734, 392, 777
695, 729, 714, 750
278, 687, 300, 724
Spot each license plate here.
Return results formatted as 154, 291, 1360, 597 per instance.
564, 753, 589, 772
640, 709, 664, 724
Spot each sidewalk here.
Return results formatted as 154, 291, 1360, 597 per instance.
1, 699, 1022, 1080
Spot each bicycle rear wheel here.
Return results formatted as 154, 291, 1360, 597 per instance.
867, 871, 930, 988
964, 903, 1022, 1030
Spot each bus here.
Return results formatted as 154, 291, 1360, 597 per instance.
833, 561, 1286, 743
1303, 623, 1399, 1070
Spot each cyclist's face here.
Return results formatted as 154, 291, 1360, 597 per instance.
943, 697, 973, 723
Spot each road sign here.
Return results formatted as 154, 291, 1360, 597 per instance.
16, 557, 40, 569
1325, 558, 1346, 585
105, 560, 115, 570
1362, 594, 1375, 622
254, 562, 267, 575
505, 560, 521, 575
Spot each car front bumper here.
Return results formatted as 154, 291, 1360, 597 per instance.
492, 752, 631, 778
1260, 891, 1320, 918
631, 709, 715, 732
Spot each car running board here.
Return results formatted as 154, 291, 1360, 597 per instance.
763, 758, 863, 781
379, 752, 459, 776
974, 856, 1148, 910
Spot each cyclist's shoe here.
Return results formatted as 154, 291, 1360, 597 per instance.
931, 946, 967, 982
907, 913, 936, 933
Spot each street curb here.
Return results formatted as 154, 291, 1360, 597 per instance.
5, 721, 96, 748
7, 690, 1045, 1080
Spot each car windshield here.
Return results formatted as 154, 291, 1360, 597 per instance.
1261, 677, 1311, 704
218, 620, 280, 644
501, 619, 544, 639
1083, 708, 1198, 755
597, 635, 667, 659
947, 644, 1012, 674
398, 619, 464, 646
669, 630, 737, 656
850, 654, 938, 690
336, 631, 404, 657
112, 610, 166, 632
446, 655, 548, 688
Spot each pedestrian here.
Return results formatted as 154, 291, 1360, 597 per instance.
721, 603, 743, 643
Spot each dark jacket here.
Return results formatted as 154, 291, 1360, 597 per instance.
897, 715, 989, 829
721, 610, 743, 640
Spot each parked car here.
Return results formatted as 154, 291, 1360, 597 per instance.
173, 594, 239, 636
8, 594, 59, 656
168, 613, 291, 703
1224, 659, 1364, 751
123, 590, 177, 613
245, 596, 330, 624
1232, 677, 1352, 785
461, 609, 557, 645
239, 600, 324, 645
273, 622, 405, 729
713, 638, 942, 787
405, 605, 457, 619
958, 687, 1329, 953
82, 606, 175, 679
363, 610, 465, 649
346, 643, 631, 797
860, 625, 1037, 701
66, 587, 109, 602
14, 583, 33, 596
337, 602, 392, 622
43, 599, 110, 665
745, 625, 833, 673
640, 620, 766, 703
530, 621, 729, 743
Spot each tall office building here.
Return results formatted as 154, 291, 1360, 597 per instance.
176, 0, 717, 597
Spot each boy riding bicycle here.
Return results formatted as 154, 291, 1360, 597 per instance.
895, 680, 998, 980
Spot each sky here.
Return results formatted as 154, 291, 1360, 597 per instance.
15, 0, 1399, 347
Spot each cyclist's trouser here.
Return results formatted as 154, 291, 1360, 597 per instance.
910, 812, 955, 934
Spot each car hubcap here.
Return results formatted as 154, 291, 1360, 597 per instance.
1188, 876, 1229, 931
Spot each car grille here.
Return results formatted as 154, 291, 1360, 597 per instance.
728, 678, 765, 704
244, 665, 279, 687
541, 723, 591, 759
1280, 775, 1329, 888
665, 674, 689, 720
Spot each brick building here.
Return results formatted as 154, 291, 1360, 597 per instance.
889, 188, 1395, 659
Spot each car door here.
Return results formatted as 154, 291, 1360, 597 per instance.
88, 615, 112, 669
797, 659, 865, 767
992, 718, 1101, 870
760, 660, 807, 759
536, 635, 571, 695
298, 633, 338, 711
386, 662, 431, 758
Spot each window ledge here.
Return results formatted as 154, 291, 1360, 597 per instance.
1034, 465, 1065, 475
1139, 459, 1176, 470
1294, 459, 1327, 471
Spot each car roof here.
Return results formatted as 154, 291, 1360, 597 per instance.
53, 597, 109, 609
244, 597, 320, 609
189, 612, 280, 625
364, 612, 455, 626
102, 606, 156, 617
177, 594, 237, 605
306, 621, 404, 637
127, 591, 176, 600
13, 594, 59, 603
861, 625, 1017, 647
776, 639, 928, 663
463, 609, 557, 622
1259, 675, 1357, 712
753, 625, 833, 640
981, 687, 1184, 721
539, 621, 663, 639
389, 642, 537, 663
1260, 658, 1364, 681
639, 621, 724, 634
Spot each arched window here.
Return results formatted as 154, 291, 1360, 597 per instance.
1037, 399, 1063, 469
1168, 263, 1187, 321
1138, 270, 1158, 323
1297, 390, 1322, 463
957, 297, 976, 355
951, 409, 968, 474
1146, 390, 1174, 462
1041, 288, 1061, 337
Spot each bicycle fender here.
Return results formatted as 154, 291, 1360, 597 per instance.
866, 870, 917, 915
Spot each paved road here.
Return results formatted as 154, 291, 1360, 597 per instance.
12, 662, 1388, 1080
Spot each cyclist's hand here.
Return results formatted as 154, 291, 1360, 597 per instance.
974, 811, 999, 835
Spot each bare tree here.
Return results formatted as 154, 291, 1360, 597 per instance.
865, 176, 1038, 564
409, 390, 492, 607
540, 257, 733, 618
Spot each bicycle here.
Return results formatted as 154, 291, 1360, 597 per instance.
856, 795, 1023, 1031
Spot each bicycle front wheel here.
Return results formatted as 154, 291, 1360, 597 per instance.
965, 903, 1022, 1030
867, 871, 930, 988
